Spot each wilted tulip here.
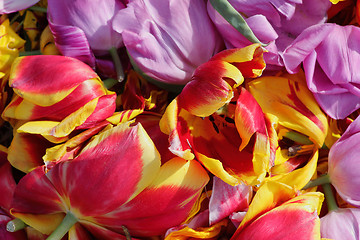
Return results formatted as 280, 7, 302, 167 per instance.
283, 23, 360, 119
328, 115, 360, 207
320, 208, 360, 240
113, 0, 224, 88
10, 122, 209, 239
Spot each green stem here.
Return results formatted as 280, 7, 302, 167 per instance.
322, 183, 338, 212
46, 212, 78, 240
28, 6, 48, 13
284, 131, 314, 145
302, 174, 331, 189
109, 47, 125, 82
121, 226, 132, 240
209, 0, 267, 46
6, 218, 27, 232
19, 50, 42, 56
102, 78, 118, 89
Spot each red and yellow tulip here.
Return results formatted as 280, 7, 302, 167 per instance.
10, 122, 209, 239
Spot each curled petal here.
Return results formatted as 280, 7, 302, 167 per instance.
247, 74, 328, 148
9, 55, 99, 107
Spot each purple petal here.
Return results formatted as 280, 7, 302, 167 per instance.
209, 177, 252, 226
328, 131, 360, 207
48, 0, 124, 54
0, 0, 39, 14
113, 0, 223, 85
321, 208, 360, 240
49, 23, 96, 68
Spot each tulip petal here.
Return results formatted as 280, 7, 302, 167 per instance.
247, 74, 328, 148
7, 131, 54, 172
92, 157, 209, 237
0, 147, 16, 210
178, 60, 243, 117
209, 177, 251, 225
232, 193, 323, 240
0, 0, 39, 14
48, 23, 96, 68
47, 123, 161, 217
9, 55, 99, 107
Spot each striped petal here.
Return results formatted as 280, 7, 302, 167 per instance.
178, 44, 265, 117
10, 167, 65, 235
247, 73, 328, 148
232, 181, 323, 239
232, 192, 323, 240
9, 55, 99, 107
91, 157, 209, 237
159, 98, 195, 160
47, 122, 161, 217
7, 131, 54, 173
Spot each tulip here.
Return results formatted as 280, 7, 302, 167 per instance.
160, 45, 271, 186
327, 115, 360, 207
10, 122, 209, 239
113, 0, 224, 88
207, 0, 330, 70
231, 181, 324, 240
2, 55, 116, 143
47, 0, 126, 79
320, 208, 360, 240
283, 23, 360, 119
0, 0, 39, 14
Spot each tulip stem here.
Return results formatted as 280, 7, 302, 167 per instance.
29, 6, 48, 13
284, 131, 313, 145
209, 0, 267, 46
6, 218, 27, 232
109, 47, 125, 82
46, 212, 78, 240
103, 78, 118, 89
322, 183, 338, 212
19, 50, 42, 56
302, 174, 331, 189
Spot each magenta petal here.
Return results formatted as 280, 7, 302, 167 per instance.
0, 0, 39, 14
48, 23, 96, 68
0, 151, 16, 211
209, 177, 251, 225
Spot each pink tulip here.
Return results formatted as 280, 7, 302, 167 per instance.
113, 0, 224, 87
0, 0, 39, 14
283, 23, 360, 119
328, 115, 360, 207
321, 208, 360, 240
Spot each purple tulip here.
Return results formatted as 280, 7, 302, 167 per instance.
207, 0, 330, 70
113, 0, 224, 87
47, 0, 126, 77
321, 208, 360, 240
283, 23, 360, 119
0, 0, 39, 14
328, 115, 360, 207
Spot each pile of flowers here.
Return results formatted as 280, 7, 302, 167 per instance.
1, 0, 360, 239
